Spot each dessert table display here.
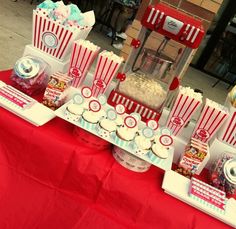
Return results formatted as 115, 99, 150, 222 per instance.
0, 1, 236, 228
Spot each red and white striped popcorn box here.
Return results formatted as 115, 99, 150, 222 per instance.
32, 10, 92, 61
218, 97, 236, 147
192, 99, 229, 143
68, 40, 100, 88
166, 87, 202, 136
91, 51, 123, 98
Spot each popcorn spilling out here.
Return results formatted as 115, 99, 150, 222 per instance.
179, 86, 203, 101
37, 0, 84, 28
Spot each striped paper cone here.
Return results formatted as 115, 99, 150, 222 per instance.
91, 51, 123, 98
218, 98, 236, 147
192, 99, 229, 143
166, 92, 202, 136
32, 10, 92, 61
68, 40, 100, 88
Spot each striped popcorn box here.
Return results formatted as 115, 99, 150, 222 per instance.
68, 40, 100, 88
91, 51, 123, 98
192, 99, 229, 143
32, 10, 92, 61
166, 87, 203, 136
218, 97, 236, 147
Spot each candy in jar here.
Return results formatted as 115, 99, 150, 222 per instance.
11, 56, 50, 95
210, 153, 236, 196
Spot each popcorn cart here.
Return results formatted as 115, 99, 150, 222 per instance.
108, 3, 205, 122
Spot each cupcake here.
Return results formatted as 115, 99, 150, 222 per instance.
114, 125, 137, 147
81, 110, 101, 130
151, 143, 169, 159
65, 103, 83, 122
97, 118, 117, 138
115, 115, 123, 127
133, 135, 152, 156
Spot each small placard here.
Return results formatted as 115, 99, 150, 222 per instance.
98, 94, 107, 105
89, 100, 101, 112
142, 127, 154, 139
115, 103, 126, 115
161, 127, 172, 136
124, 116, 137, 129
147, 119, 159, 130
73, 94, 84, 105
81, 87, 92, 98
159, 135, 173, 146
106, 108, 117, 121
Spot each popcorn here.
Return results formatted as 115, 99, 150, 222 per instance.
118, 73, 167, 110
179, 86, 203, 101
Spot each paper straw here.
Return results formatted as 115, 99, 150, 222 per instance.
166, 92, 202, 136
192, 99, 228, 143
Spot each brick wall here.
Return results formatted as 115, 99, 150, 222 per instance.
120, 0, 224, 78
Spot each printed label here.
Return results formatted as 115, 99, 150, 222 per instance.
42, 32, 58, 48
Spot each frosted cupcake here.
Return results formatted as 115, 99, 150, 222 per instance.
114, 125, 137, 147
65, 103, 83, 122
97, 118, 117, 138
151, 143, 169, 159
80, 110, 101, 130
133, 135, 152, 156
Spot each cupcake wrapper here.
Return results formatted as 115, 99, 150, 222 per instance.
65, 112, 81, 123
80, 118, 96, 130
147, 151, 161, 163
114, 135, 129, 147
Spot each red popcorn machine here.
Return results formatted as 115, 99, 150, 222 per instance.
108, 2, 205, 122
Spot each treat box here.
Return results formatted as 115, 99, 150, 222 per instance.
217, 98, 236, 147
32, 10, 94, 61
0, 81, 55, 126
162, 170, 236, 228
55, 99, 174, 171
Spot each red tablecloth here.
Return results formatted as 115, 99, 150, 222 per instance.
0, 70, 232, 229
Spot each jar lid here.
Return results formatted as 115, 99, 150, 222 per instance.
224, 159, 236, 184
14, 57, 40, 79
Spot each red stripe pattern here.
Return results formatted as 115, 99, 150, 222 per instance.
32, 10, 92, 60
166, 93, 202, 136
91, 51, 122, 98
68, 41, 100, 88
192, 99, 229, 143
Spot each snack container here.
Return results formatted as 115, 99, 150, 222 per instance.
91, 51, 123, 97
42, 72, 73, 110
210, 153, 236, 197
32, 9, 93, 60
218, 97, 236, 147
68, 40, 100, 88
176, 138, 209, 178
192, 99, 229, 143
166, 86, 202, 136
11, 56, 50, 95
